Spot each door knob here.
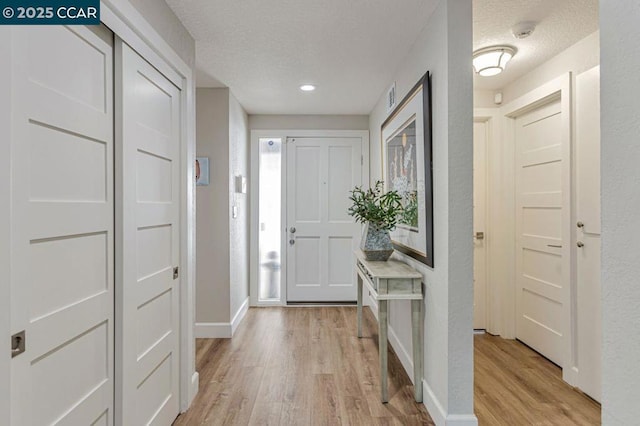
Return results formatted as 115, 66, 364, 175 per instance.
577, 241, 584, 248
289, 239, 295, 245
577, 221, 584, 228
290, 227, 296, 234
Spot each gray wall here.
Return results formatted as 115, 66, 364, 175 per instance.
249, 114, 369, 130
196, 89, 231, 323
128, 0, 195, 69
600, 2, 640, 424
368, 0, 474, 420
229, 93, 250, 319
196, 88, 250, 325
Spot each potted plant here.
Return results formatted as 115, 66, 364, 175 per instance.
348, 180, 404, 261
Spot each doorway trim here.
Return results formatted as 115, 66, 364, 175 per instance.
249, 129, 370, 307
0, 1, 198, 422
500, 73, 577, 385
473, 109, 498, 333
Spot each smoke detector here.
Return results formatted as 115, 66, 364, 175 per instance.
512, 21, 536, 39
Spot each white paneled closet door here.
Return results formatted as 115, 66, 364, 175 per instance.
116, 40, 181, 425
515, 98, 568, 367
10, 25, 115, 425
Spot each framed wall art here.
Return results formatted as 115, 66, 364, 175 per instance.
381, 71, 433, 267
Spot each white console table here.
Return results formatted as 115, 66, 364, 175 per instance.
354, 250, 423, 403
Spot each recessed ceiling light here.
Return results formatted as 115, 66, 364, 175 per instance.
300, 84, 316, 92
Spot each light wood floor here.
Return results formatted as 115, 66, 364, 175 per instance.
474, 333, 600, 425
175, 307, 600, 425
174, 307, 433, 425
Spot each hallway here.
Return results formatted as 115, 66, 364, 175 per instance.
175, 307, 432, 425
176, 307, 599, 425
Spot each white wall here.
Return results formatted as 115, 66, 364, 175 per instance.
128, 0, 196, 69
249, 114, 369, 130
368, 1, 475, 423
473, 89, 496, 109
600, 3, 640, 424
229, 93, 250, 318
502, 31, 599, 105
196, 88, 231, 323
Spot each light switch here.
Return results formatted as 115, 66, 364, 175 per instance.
235, 175, 247, 193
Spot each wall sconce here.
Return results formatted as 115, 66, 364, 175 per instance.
473, 45, 517, 77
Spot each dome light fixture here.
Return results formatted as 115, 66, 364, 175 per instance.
299, 84, 316, 92
472, 45, 517, 77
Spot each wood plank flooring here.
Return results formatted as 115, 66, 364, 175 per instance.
174, 307, 433, 425
175, 307, 601, 425
474, 334, 600, 425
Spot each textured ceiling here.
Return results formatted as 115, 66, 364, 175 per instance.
166, 0, 599, 114
165, 0, 438, 114
473, 0, 599, 90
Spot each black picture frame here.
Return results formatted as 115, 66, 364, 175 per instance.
381, 71, 434, 267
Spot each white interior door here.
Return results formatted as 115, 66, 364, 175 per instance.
118, 41, 181, 425
286, 137, 362, 302
473, 121, 488, 330
576, 66, 601, 402
10, 25, 115, 425
515, 97, 569, 366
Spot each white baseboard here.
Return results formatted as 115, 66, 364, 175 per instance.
366, 302, 477, 426
422, 379, 478, 425
364, 301, 414, 381
195, 297, 249, 338
231, 297, 249, 336
188, 372, 199, 407
195, 322, 231, 338
387, 322, 415, 382
422, 379, 447, 425
446, 415, 478, 426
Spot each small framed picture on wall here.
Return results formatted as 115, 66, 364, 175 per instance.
196, 157, 209, 186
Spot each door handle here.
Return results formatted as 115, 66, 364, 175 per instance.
547, 244, 562, 248
289, 239, 295, 245
473, 232, 484, 240
11, 331, 25, 358
577, 241, 584, 248
289, 227, 296, 234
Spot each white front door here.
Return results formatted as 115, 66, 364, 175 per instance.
117, 41, 181, 425
473, 120, 488, 330
10, 25, 115, 425
515, 97, 569, 366
286, 137, 362, 302
576, 66, 601, 402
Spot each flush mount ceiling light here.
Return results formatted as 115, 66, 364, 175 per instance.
472, 45, 517, 77
299, 84, 316, 92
